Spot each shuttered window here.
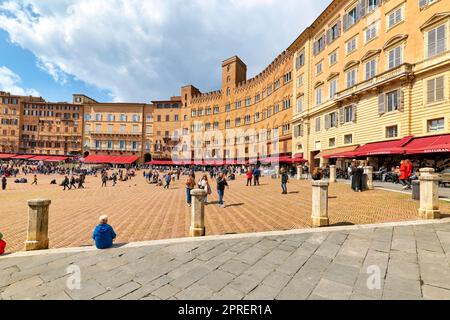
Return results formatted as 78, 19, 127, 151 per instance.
388, 46, 402, 69
365, 59, 377, 80
427, 25, 447, 58
427, 76, 445, 104
315, 117, 321, 132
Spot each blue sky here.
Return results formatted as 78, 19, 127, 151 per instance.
0, 0, 330, 103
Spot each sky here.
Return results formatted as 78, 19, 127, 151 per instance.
0, 0, 330, 103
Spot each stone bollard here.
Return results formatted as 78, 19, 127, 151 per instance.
418, 168, 441, 220
329, 165, 337, 183
25, 199, 51, 251
297, 166, 303, 180
311, 181, 329, 228
364, 166, 374, 190
189, 189, 207, 237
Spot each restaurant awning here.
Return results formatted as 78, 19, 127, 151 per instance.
44, 156, 69, 162
0, 153, 17, 159
10, 155, 35, 160
30, 156, 51, 161
405, 134, 450, 154
321, 146, 360, 159
354, 136, 413, 157
84, 155, 139, 164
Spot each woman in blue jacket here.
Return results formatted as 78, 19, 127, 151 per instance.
93, 215, 117, 249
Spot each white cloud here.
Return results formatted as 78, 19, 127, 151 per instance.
0, 0, 329, 102
0, 66, 40, 96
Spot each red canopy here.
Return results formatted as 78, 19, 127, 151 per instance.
85, 155, 139, 164
11, 155, 35, 160
30, 156, 51, 161
325, 151, 359, 159
45, 156, 69, 162
405, 134, 450, 154
0, 153, 17, 159
354, 136, 413, 157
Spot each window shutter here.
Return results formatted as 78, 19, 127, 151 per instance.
300, 124, 304, 137
437, 25, 446, 54
355, 3, 361, 22
419, 0, 427, 9
428, 29, 436, 57
427, 79, 436, 103
339, 107, 345, 125
353, 105, 357, 123
294, 125, 299, 138
378, 93, 386, 114
326, 29, 332, 45
360, 0, 366, 18
324, 114, 330, 130
343, 14, 348, 32
436, 76, 444, 101
336, 20, 341, 37
397, 89, 404, 112
313, 42, 318, 55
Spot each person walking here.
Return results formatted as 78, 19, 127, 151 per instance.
281, 168, 289, 194
186, 173, 196, 207
399, 160, 412, 190
102, 173, 108, 188
31, 175, 38, 185
198, 174, 211, 204
70, 176, 77, 189
1, 175, 6, 190
246, 168, 253, 186
217, 172, 229, 208
164, 173, 171, 189
112, 173, 117, 187
62, 176, 70, 191
78, 174, 85, 189
253, 166, 261, 186
351, 162, 364, 192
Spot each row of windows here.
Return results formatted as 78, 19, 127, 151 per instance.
25, 104, 79, 111
85, 114, 141, 122
89, 140, 140, 150
1, 97, 19, 105
23, 110, 80, 119
85, 124, 141, 134
156, 103, 180, 109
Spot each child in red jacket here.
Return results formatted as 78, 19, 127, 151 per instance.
0, 232, 6, 255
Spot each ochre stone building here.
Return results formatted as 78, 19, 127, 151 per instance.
0, 0, 448, 166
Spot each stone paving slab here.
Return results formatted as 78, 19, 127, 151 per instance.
1, 219, 450, 300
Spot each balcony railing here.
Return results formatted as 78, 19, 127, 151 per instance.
335, 63, 413, 101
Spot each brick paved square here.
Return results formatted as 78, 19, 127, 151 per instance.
1, 173, 449, 253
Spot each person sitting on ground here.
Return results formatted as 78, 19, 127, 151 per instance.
50, 179, 57, 185
92, 215, 117, 250
0, 232, 6, 255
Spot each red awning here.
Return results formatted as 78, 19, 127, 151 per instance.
30, 156, 51, 161
325, 151, 359, 159
11, 155, 35, 160
405, 134, 450, 154
44, 156, 69, 162
147, 160, 174, 166
85, 155, 139, 164
0, 153, 17, 159
354, 136, 413, 157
